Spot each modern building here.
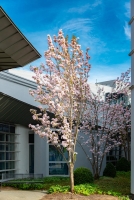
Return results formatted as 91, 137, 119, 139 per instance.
0, 71, 110, 178
0, 6, 40, 179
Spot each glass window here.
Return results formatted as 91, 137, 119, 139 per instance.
29, 134, 34, 143
0, 152, 5, 160
0, 133, 5, 141
6, 134, 14, 142
49, 145, 68, 161
0, 144, 5, 151
49, 144, 69, 176
0, 162, 5, 170
10, 126, 15, 133
6, 161, 15, 169
2, 124, 9, 132
49, 163, 68, 175
0, 123, 16, 174
6, 152, 15, 160
6, 144, 15, 151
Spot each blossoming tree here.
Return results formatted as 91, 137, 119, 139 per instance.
79, 69, 131, 179
29, 30, 91, 192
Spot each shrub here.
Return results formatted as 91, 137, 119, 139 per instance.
48, 185, 70, 193
116, 171, 131, 178
74, 167, 93, 185
48, 184, 128, 198
103, 163, 116, 178
116, 157, 130, 172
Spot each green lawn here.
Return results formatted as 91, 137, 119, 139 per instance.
95, 171, 130, 196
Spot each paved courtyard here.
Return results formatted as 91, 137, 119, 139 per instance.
0, 190, 46, 200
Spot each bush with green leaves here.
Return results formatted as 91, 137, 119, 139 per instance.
48, 184, 130, 199
74, 167, 93, 185
116, 157, 130, 172
103, 163, 116, 178
116, 171, 131, 178
3, 182, 44, 190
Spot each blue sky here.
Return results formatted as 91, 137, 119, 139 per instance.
1, 0, 131, 83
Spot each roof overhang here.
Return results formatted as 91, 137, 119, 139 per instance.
0, 92, 39, 127
0, 6, 41, 71
0, 92, 54, 127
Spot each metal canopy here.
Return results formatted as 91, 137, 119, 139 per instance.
0, 92, 39, 127
0, 6, 41, 71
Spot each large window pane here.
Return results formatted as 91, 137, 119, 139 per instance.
0, 124, 16, 175
49, 163, 68, 175
0, 144, 5, 151
49, 145, 68, 161
6, 144, 15, 151
6, 161, 15, 169
6, 152, 15, 160
0, 152, 5, 160
29, 134, 34, 143
0, 162, 5, 170
0, 133, 5, 141
10, 126, 15, 133
0, 124, 9, 132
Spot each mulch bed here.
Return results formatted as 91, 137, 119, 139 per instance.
1, 187, 123, 200
40, 193, 119, 200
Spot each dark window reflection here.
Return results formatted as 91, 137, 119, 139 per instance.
49, 163, 68, 175
49, 145, 68, 161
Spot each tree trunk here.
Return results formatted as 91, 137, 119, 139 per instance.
94, 172, 100, 180
124, 146, 127, 160
69, 163, 74, 193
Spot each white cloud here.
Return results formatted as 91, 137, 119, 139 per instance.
62, 18, 92, 33
68, 4, 91, 14
124, 22, 131, 40
124, 2, 130, 18
68, 0, 102, 13
92, 0, 102, 7
87, 36, 108, 55
61, 20, 108, 56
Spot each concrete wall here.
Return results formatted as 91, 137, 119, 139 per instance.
15, 125, 29, 174
75, 142, 92, 171
0, 71, 40, 107
34, 134, 48, 176
75, 134, 106, 176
